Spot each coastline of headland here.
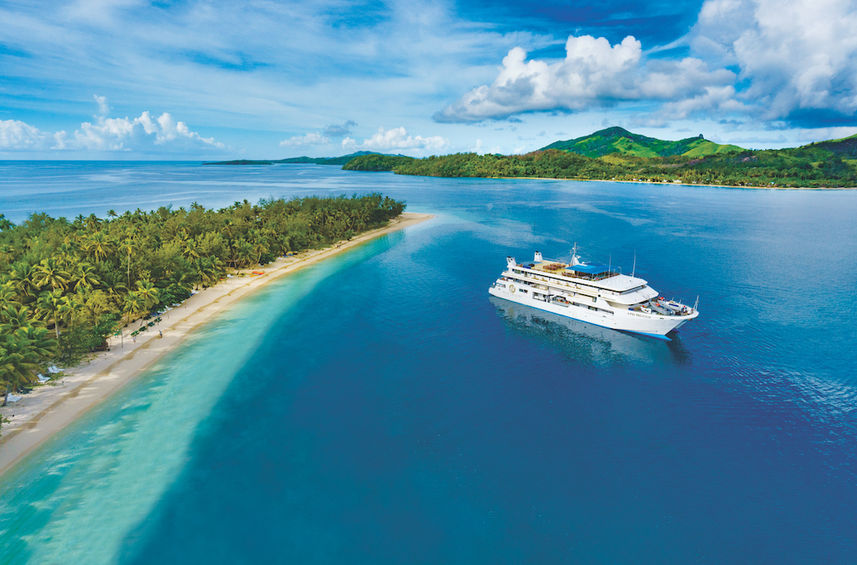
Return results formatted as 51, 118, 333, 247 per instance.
480, 175, 853, 190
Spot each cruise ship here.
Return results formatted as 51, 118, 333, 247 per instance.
488, 247, 698, 339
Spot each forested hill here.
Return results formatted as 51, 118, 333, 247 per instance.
275, 152, 379, 165
341, 131, 857, 188
540, 126, 744, 158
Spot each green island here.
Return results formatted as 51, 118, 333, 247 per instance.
0, 194, 405, 414
342, 127, 857, 188
204, 151, 389, 166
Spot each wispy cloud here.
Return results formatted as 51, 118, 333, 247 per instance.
279, 132, 329, 147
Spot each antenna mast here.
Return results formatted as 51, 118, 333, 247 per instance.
631, 250, 637, 277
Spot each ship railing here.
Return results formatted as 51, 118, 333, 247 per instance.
515, 271, 622, 298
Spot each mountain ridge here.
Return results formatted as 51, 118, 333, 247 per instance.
540, 126, 744, 158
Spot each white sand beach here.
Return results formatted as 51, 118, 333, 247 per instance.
0, 212, 433, 478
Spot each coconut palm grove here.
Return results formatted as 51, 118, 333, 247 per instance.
0, 194, 404, 410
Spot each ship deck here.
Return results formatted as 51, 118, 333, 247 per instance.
530, 260, 618, 282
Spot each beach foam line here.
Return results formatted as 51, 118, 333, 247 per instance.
0, 212, 434, 478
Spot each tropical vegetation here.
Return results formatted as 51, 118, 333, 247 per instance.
342, 154, 416, 171
0, 194, 405, 414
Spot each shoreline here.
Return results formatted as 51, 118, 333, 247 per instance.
0, 212, 434, 479
456, 174, 854, 190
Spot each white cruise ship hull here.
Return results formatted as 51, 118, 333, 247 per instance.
489, 284, 690, 339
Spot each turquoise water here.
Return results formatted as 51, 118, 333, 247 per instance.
1, 163, 857, 563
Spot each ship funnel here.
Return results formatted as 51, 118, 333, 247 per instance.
534, 251, 543, 262
506, 256, 516, 268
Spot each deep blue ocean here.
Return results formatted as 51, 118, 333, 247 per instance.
1, 162, 856, 563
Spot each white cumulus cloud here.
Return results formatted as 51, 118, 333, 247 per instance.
342, 126, 447, 154
56, 110, 223, 151
435, 34, 734, 122
437, 1, 857, 127
1, 96, 223, 153
0, 119, 50, 149
691, 0, 857, 122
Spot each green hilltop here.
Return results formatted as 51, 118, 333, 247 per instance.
540, 126, 744, 159
807, 133, 857, 157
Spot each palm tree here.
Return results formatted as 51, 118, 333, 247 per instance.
34, 289, 65, 340
73, 262, 100, 291
84, 214, 102, 231
6, 264, 36, 301
57, 240, 80, 268
232, 238, 255, 268
134, 279, 160, 311
0, 324, 55, 406
193, 257, 218, 288
0, 244, 13, 266
0, 302, 31, 329
83, 232, 112, 263
0, 281, 19, 305
57, 293, 77, 331
122, 291, 145, 326
120, 235, 136, 289
31, 258, 70, 292
182, 238, 200, 260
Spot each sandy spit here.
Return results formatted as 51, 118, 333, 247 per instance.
0, 212, 434, 478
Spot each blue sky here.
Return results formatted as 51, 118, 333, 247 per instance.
1, 0, 856, 159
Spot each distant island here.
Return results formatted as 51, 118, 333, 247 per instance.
209, 127, 857, 188
204, 151, 396, 166
346, 127, 857, 188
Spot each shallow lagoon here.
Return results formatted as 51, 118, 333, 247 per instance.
1, 162, 856, 563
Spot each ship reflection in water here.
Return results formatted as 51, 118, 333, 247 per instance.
489, 296, 690, 367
